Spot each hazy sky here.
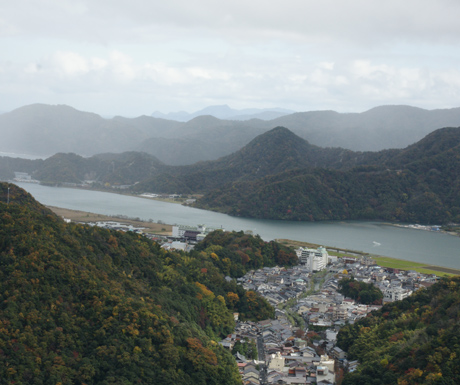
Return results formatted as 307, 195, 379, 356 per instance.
1, 0, 460, 116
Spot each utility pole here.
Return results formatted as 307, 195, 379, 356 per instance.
7, 184, 10, 205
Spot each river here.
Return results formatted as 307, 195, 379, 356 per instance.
15, 182, 460, 269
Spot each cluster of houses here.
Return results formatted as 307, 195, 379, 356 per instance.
238, 265, 311, 307
222, 246, 440, 384
220, 316, 341, 385
329, 257, 437, 304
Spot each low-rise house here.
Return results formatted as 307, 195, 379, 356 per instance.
331, 346, 347, 361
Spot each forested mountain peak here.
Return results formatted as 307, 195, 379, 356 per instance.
224, 125, 315, 165
196, 126, 460, 224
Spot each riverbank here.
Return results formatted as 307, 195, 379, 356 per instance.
392, 222, 460, 237
42, 183, 204, 206
276, 238, 460, 277
46, 206, 460, 277
47, 206, 172, 235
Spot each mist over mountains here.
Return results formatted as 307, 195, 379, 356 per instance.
2, 103, 460, 165
151, 104, 295, 121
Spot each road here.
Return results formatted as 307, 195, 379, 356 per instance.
257, 335, 267, 384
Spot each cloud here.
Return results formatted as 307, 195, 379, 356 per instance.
1, 1, 460, 115
2, 0, 460, 45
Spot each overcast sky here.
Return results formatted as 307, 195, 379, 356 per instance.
1, 0, 460, 117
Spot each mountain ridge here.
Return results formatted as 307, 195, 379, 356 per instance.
3, 103, 460, 165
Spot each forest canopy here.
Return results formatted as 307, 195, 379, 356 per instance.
337, 276, 460, 385
0, 183, 295, 384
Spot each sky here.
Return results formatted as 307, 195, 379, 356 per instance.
1, 0, 460, 117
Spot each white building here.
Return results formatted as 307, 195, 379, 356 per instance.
268, 352, 285, 371
296, 246, 329, 272
314, 355, 335, 384
172, 224, 208, 238
383, 286, 413, 303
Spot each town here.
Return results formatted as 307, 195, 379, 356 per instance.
219, 245, 438, 385
60, 219, 440, 385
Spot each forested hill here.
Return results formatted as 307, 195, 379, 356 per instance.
132, 126, 380, 194
0, 126, 367, 189
0, 183, 295, 384
196, 126, 460, 224
0, 151, 167, 185
2, 126, 460, 224
337, 276, 460, 384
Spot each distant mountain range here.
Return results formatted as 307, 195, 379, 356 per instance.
1, 103, 460, 165
2, 125, 460, 224
151, 104, 295, 121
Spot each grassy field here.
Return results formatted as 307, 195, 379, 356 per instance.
371, 256, 458, 276
277, 238, 460, 277
47, 206, 172, 235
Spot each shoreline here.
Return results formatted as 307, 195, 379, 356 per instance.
47, 206, 172, 235
48, 205, 460, 277
38, 183, 205, 206
36, 184, 460, 238
391, 222, 460, 238
276, 238, 460, 277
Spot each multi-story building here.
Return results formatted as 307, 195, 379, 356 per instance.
296, 246, 329, 272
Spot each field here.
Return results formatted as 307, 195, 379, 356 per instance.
47, 206, 172, 235
371, 256, 459, 276
277, 238, 460, 277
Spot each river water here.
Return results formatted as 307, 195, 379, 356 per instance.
15, 182, 460, 269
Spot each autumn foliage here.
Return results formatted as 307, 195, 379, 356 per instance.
338, 276, 460, 384
0, 183, 256, 384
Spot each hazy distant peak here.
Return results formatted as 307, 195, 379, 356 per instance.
197, 104, 233, 115
183, 114, 224, 126
8, 103, 103, 120
151, 105, 295, 122
362, 104, 427, 116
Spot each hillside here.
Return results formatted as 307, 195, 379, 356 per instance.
195, 127, 460, 224
133, 126, 366, 194
0, 152, 167, 185
337, 276, 460, 384
0, 183, 296, 384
